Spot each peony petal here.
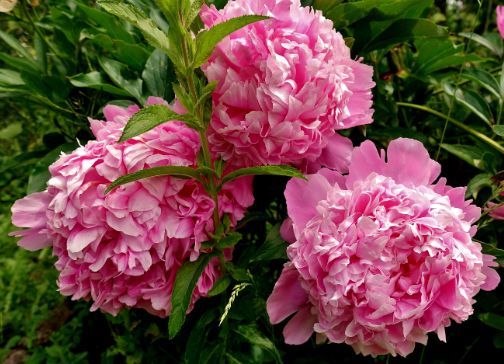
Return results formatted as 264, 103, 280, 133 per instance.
283, 306, 316, 345
384, 138, 441, 186
267, 266, 308, 324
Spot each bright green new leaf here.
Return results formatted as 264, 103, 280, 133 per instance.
220, 165, 305, 187
119, 104, 199, 142
193, 15, 269, 68
169, 253, 215, 338
105, 166, 207, 194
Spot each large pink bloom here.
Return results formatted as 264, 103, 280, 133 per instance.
267, 138, 500, 357
201, 0, 374, 169
11, 98, 254, 317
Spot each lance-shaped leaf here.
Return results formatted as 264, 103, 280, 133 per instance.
193, 15, 269, 68
220, 165, 306, 187
97, 1, 178, 65
181, 0, 204, 26
169, 253, 215, 338
105, 166, 212, 194
119, 104, 200, 142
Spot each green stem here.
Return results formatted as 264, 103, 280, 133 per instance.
397, 102, 504, 154
180, 21, 221, 231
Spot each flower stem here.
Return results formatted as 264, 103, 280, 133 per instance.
180, 23, 221, 231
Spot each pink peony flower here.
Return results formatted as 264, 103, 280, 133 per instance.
267, 138, 500, 357
11, 97, 254, 317
497, 6, 504, 39
201, 0, 374, 169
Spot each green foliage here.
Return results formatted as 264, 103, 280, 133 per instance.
168, 253, 215, 338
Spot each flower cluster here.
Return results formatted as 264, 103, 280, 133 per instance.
267, 138, 500, 357
9, 0, 501, 357
201, 0, 374, 169
11, 98, 254, 316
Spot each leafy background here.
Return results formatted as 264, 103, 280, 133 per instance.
1, 0, 503, 363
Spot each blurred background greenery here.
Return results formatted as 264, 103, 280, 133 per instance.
1, 0, 503, 363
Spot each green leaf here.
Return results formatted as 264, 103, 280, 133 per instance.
142, 49, 171, 99
27, 144, 76, 194
0, 30, 41, 71
194, 15, 269, 68
90, 34, 150, 71
194, 81, 217, 111
461, 68, 502, 100
169, 253, 215, 338
216, 232, 242, 250
479, 313, 504, 331
444, 85, 494, 126
181, 0, 204, 26
184, 309, 218, 363
0, 122, 22, 140
97, 1, 175, 61
441, 144, 490, 171
362, 18, 447, 53
0, 69, 24, 87
105, 166, 209, 194
234, 325, 282, 364
314, 0, 432, 29
99, 57, 144, 103
467, 173, 494, 199
460, 32, 503, 57
480, 242, 504, 266
207, 276, 232, 297
250, 224, 288, 263
220, 165, 305, 187
494, 332, 504, 349
0, 53, 39, 74
155, 0, 180, 24
172, 83, 194, 113
68, 72, 131, 97
493, 125, 504, 137
76, 2, 134, 43
120, 104, 198, 142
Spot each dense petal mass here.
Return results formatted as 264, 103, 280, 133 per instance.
268, 138, 500, 357
201, 0, 374, 168
11, 100, 254, 317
